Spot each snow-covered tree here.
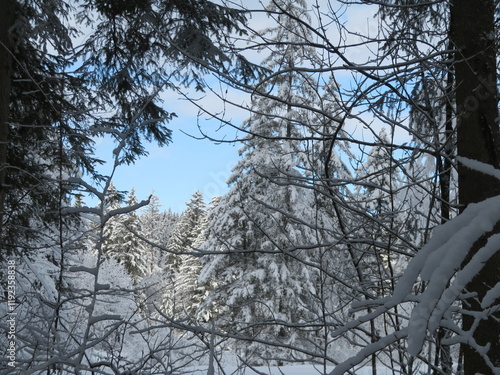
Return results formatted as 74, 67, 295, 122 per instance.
136, 194, 180, 317
142, 194, 179, 245
0, 0, 261, 373
169, 191, 207, 256
103, 187, 148, 283
353, 129, 401, 295
198, 0, 341, 364
176, 206, 209, 320
199, 181, 320, 363
163, 191, 207, 319
139, 193, 180, 275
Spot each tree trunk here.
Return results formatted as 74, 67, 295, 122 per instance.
0, 0, 17, 259
450, 0, 500, 374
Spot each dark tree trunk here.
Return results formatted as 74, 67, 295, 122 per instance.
0, 0, 17, 259
450, 0, 500, 374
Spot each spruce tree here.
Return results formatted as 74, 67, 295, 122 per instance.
165, 191, 207, 318
0, 1, 262, 373
103, 187, 147, 283
199, 0, 331, 363
139, 193, 179, 275
0, 0, 261, 256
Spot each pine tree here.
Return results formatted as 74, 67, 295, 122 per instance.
103, 187, 147, 283
0, 1, 261, 373
169, 191, 207, 256
176, 204, 209, 321
355, 131, 399, 355
139, 193, 179, 275
199, 0, 332, 363
0, 0, 262, 255
130, 193, 181, 318
141, 194, 179, 246
163, 191, 207, 318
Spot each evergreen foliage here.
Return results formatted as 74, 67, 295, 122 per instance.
165, 191, 207, 319
0, 0, 261, 255
199, 0, 342, 363
1, 0, 499, 373
103, 188, 148, 283
0, 1, 260, 371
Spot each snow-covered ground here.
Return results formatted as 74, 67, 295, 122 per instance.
187, 365, 396, 375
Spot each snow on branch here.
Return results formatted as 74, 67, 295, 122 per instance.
337, 192, 500, 366
66, 177, 105, 201
330, 329, 409, 375
385, 195, 500, 310
400, 194, 500, 356
62, 206, 101, 216
457, 156, 500, 180
104, 195, 152, 223
482, 281, 500, 309
89, 314, 122, 325
407, 231, 500, 356
69, 266, 99, 276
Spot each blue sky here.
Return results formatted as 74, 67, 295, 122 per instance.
92, 116, 242, 213
87, 53, 252, 212
87, 3, 382, 214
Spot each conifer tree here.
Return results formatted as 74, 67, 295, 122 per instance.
142, 194, 179, 246
103, 187, 147, 283
176, 204, 209, 321
0, 1, 261, 373
354, 128, 404, 294
0, 0, 262, 255
131, 193, 181, 318
139, 193, 179, 275
199, 0, 333, 363
164, 191, 207, 318
169, 191, 207, 256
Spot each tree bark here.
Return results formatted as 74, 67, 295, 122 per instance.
450, 0, 500, 373
0, 0, 17, 259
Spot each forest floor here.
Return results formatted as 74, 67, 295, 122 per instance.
187, 364, 402, 374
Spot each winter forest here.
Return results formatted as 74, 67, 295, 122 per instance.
1, 0, 500, 374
